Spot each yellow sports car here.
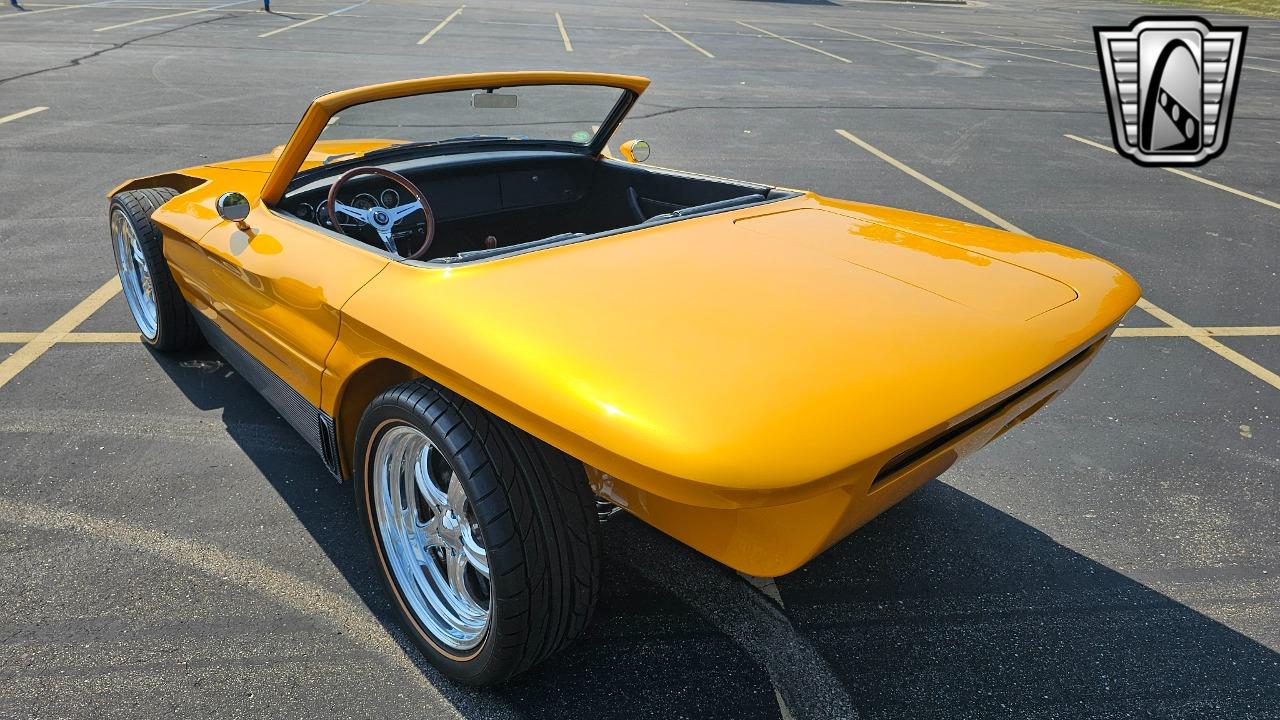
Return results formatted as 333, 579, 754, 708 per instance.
107, 72, 1140, 684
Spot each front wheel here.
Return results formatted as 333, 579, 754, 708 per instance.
354, 380, 601, 685
109, 188, 203, 351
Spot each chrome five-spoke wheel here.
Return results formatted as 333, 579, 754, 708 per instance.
372, 424, 491, 651
356, 381, 601, 684
111, 207, 158, 340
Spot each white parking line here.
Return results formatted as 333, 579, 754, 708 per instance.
94, 0, 255, 32
645, 15, 714, 58
976, 30, 1280, 75
554, 11, 572, 52
0, 4, 80, 19
885, 25, 1096, 71
973, 30, 1092, 54
1064, 134, 1280, 211
815, 22, 982, 69
257, 0, 363, 38
0, 106, 48, 125
416, 4, 463, 45
737, 20, 851, 64
835, 128, 1280, 392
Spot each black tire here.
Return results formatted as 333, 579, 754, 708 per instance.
109, 188, 204, 352
354, 380, 601, 685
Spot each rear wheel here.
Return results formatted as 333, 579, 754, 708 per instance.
355, 380, 601, 685
109, 188, 203, 351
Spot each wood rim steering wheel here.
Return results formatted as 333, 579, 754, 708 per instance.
326, 166, 435, 260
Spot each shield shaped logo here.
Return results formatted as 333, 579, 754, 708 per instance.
1095, 17, 1247, 167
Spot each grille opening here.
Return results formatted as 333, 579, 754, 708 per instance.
871, 341, 1101, 489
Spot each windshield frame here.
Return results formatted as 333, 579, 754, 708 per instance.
260, 71, 649, 207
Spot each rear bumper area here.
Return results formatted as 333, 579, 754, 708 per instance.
589, 335, 1109, 577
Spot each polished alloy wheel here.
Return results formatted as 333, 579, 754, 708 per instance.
372, 425, 491, 651
111, 207, 158, 339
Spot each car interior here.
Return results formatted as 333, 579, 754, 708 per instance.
279, 151, 797, 263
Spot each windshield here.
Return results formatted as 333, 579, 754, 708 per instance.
314, 84, 627, 153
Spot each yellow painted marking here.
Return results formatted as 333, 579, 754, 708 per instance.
837, 128, 1280, 391
885, 25, 1096, 71
1064, 134, 1280, 211
0, 106, 48, 125
1136, 299, 1280, 390
737, 20, 851, 63
94, 0, 252, 32
1114, 326, 1280, 337
815, 23, 982, 69
555, 11, 572, 52
1244, 63, 1280, 75
646, 15, 714, 58
0, 277, 121, 390
258, 13, 325, 37
1, 332, 141, 343
417, 4, 463, 45
60, 332, 142, 343
835, 129, 1026, 234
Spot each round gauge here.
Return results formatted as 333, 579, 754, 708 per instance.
352, 193, 377, 211
295, 202, 313, 221
379, 188, 400, 208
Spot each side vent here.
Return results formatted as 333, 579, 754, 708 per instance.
318, 414, 341, 481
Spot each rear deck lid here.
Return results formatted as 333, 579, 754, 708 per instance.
735, 208, 1077, 320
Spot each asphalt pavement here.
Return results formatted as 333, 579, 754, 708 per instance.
0, 0, 1277, 718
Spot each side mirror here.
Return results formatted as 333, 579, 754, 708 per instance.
216, 192, 251, 231
619, 139, 650, 163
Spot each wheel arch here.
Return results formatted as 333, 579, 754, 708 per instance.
107, 172, 207, 200
332, 358, 424, 480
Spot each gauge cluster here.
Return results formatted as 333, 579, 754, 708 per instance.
290, 184, 408, 230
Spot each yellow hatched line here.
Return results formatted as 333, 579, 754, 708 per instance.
1064, 134, 1280, 211
816, 23, 982, 69
885, 25, 1096, 71
646, 15, 714, 58
555, 12, 572, 52
417, 4, 463, 45
834, 129, 1280, 392
0, 278, 122, 390
737, 20, 851, 63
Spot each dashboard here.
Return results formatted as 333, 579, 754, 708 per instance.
282, 151, 591, 230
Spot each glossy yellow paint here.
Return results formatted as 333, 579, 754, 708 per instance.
109, 73, 1139, 576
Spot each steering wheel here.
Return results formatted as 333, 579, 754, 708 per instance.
326, 166, 435, 260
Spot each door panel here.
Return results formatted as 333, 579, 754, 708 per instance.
171, 207, 390, 407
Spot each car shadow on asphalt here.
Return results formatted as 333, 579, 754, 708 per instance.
155, 348, 1279, 720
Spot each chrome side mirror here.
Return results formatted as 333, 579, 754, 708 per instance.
216, 192, 251, 230
619, 139, 650, 163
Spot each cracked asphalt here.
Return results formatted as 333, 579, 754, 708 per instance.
1, 0, 1277, 718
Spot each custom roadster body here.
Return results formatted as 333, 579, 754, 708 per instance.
108, 72, 1139, 684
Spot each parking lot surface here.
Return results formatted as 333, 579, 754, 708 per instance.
1, 0, 1277, 718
